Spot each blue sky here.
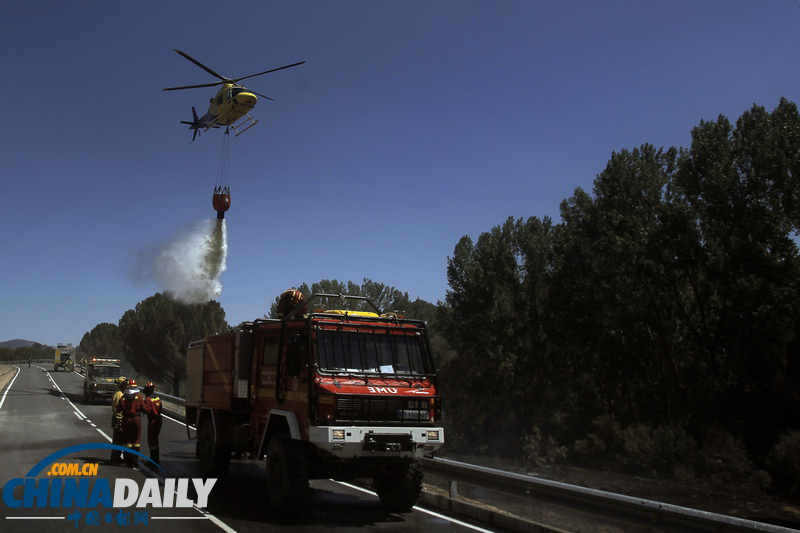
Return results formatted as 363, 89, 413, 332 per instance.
2, 1, 799, 347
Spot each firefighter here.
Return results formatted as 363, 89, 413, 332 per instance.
110, 377, 127, 463
142, 382, 163, 464
116, 379, 146, 468
277, 288, 307, 318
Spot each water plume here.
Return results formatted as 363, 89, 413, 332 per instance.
135, 219, 227, 303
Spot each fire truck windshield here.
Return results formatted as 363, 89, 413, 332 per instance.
315, 329, 432, 375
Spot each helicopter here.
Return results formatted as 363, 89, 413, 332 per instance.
163, 50, 305, 141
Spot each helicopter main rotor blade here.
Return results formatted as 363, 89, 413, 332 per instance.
163, 81, 224, 91
250, 91, 274, 101
173, 49, 230, 82
233, 61, 306, 83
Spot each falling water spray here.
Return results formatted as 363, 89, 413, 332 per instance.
136, 218, 228, 304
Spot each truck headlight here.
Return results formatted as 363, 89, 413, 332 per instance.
426, 430, 440, 441
331, 429, 346, 440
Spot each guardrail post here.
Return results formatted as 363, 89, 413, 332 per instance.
449, 480, 458, 499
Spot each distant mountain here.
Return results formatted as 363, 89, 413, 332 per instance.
0, 339, 44, 349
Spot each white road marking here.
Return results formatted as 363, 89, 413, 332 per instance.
338, 481, 501, 533
6, 517, 65, 520
163, 412, 194, 429
151, 517, 211, 520
0, 366, 21, 410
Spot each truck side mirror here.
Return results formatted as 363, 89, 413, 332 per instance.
287, 333, 304, 377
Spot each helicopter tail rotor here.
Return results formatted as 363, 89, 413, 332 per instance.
180, 106, 202, 143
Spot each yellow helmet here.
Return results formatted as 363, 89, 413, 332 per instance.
277, 289, 307, 318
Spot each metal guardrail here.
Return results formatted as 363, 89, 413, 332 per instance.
155, 392, 186, 417
421, 456, 797, 533
156, 392, 185, 404
148, 391, 795, 532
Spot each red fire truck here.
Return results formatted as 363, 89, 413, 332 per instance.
185, 293, 444, 512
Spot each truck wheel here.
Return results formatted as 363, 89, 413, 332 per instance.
198, 418, 230, 478
86, 391, 94, 405
374, 459, 423, 512
265, 434, 310, 512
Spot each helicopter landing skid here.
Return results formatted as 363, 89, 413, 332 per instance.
231, 114, 259, 137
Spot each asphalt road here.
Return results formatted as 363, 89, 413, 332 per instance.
0, 365, 499, 532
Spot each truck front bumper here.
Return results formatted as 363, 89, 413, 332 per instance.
309, 426, 444, 459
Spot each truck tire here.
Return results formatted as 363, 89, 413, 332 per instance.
265, 434, 310, 512
374, 459, 423, 512
198, 418, 230, 478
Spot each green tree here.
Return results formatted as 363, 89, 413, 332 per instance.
80, 323, 123, 360
548, 145, 689, 429
0, 347, 15, 361
118, 293, 229, 396
671, 98, 800, 451
442, 216, 556, 452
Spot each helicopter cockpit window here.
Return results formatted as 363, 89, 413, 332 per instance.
217, 95, 223, 105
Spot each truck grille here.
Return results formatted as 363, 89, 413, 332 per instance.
335, 396, 441, 423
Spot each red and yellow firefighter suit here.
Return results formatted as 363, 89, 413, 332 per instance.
116, 385, 147, 467
143, 387, 163, 464
110, 378, 127, 463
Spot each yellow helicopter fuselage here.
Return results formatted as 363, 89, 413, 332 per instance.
207, 84, 258, 126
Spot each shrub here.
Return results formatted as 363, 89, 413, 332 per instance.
572, 433, 607, 467
522, 427, 567, 469
620, 423, 698, 478
652, 424, 698, 477
571, 414, 623, 467
699, 426, 771, 496
620, 423, 658, 476
768, 431, 800, 498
